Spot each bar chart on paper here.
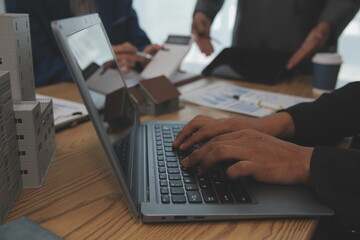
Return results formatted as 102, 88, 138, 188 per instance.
180, 82, 313, 117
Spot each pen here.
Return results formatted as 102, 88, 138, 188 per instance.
55, 115, 90, 132
231, 95, 284, 111
136, 51, 152, 60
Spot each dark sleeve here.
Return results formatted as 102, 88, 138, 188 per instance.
285, 82, 360, 146
194, 0, 225, 21
318, 0, 360, 41
100, 0, 151, 51
5, 0, 72, 87
126, 7, 151, 51
310, 146, 360, 234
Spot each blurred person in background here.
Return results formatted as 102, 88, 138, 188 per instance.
6, 0, 162, 86
192, 0, 359, 73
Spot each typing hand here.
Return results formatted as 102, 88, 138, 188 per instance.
173, 113, 296, 151
112, 42, 141, 73
192, 12, 214, 56
181, 129, 313, 185
286, 22, 330, 70
173, 115, 266, 151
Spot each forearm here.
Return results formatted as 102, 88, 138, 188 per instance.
258, 112, 296, 139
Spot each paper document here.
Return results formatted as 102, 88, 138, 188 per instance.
180, 82, 313, 117
36, 94, 89, 130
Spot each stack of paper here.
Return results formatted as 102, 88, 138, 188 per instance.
36, 94, 89, 131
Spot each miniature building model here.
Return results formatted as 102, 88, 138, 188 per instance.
0, 71, 22, 223
0, 14, 56, 189
0, 14, 36, 101
13, 100, 56, 188
129, 76, 181, 116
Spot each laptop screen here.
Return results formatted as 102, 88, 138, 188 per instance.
65, 23, 138, 176
52, 14, 142, 218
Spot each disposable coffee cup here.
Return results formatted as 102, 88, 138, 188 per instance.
312, 53, 342, 96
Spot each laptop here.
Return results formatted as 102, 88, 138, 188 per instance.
202, 47, 292, 85
51, 14, 333, 222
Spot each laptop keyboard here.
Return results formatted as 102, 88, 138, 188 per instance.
154, 124, 253, 204
113, 133, 130, 176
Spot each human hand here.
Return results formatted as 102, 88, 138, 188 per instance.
138, 44, 164, 66
173, 113, 295, 151
112, 42, 141, 73
286, 22, 330, 70
181, 129, 313, 185
143, 44, 164, 55
192, 12, 214, 56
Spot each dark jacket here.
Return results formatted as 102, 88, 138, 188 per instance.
286, 82, 360, 239
195, 0, 360, 53
5, 0, 151, 87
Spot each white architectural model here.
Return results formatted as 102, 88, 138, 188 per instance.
0, 71, 22, 223
0, 13, 56, 193
13, 99, 56, 188
0, 14, 35, 101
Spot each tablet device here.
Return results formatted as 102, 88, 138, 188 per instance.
202, 48, 292, 84
140, 35, 193, 79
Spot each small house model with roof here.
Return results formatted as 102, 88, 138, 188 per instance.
87, 69, 181, 118
129, 76, 181, 116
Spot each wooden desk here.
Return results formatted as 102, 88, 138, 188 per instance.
6, 76, 318, 240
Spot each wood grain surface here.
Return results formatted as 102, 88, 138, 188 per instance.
5, 76, 320, 240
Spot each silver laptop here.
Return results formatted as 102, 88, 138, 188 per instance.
51, 14, 333, 222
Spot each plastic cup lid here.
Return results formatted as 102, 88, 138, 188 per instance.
312, 53, 342, 65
